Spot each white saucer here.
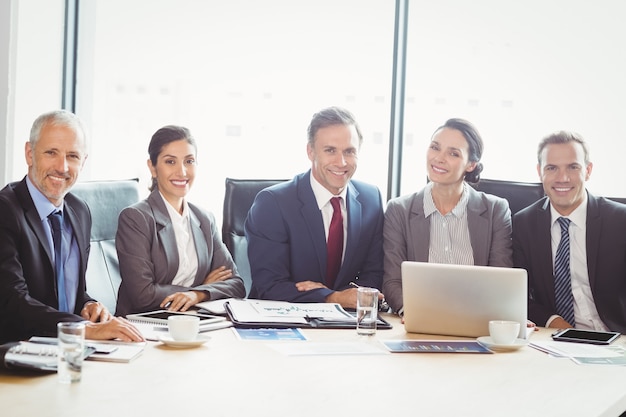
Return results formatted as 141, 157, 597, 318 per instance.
157, 334, 210, 348
477, 336, 528, 352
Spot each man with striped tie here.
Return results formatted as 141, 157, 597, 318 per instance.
512, 131, 626, 333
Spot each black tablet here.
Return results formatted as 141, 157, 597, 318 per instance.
551, 328, 621, 345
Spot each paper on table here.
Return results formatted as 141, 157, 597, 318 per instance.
233, 327, 308, 341
530, 341, 625, 358
27, 336, 146, 363
196, 298, 237, 315
132, 320, 233, 341
247, 299, 354, 321
268, 341, 389, 356
87, 340, 146, 363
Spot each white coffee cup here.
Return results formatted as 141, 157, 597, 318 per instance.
168, 315, 200, 341
488, 320, 520, 345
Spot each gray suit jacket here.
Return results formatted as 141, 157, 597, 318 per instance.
115, 190, 245, 316
383, 185, 513, 312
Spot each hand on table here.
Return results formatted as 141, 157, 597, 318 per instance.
81, 301, 113, 323
85, 317, 145, 342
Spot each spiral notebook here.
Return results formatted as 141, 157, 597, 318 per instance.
126, 310, 231, 341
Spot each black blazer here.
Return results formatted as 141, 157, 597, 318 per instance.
512, 193, 626, 333
0, 177, 94, 343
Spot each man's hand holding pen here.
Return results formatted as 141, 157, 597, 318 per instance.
295, 280, 389, 311
349, 282, 390, 312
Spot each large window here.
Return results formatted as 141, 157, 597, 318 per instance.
6, 0, 625, 215
402, 0, 626, 198
76, 0, 395, 221
4, 0, 65, 183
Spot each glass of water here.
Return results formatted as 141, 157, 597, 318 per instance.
57, 322, 85, 383
356, 287, 379, 336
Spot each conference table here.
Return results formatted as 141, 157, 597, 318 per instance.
2, 314, 626, 417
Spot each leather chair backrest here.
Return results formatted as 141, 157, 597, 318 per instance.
71, 179, 141, 313
222, 178, 286, 296
608, 196, 626, 205
470, 178, 545, 216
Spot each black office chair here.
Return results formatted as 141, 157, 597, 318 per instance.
222, 178, 286, 296
608, 196, 626, 205
470, 178, 545, 216
72, 178, 141, 314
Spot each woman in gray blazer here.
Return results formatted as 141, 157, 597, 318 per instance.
115, 126, 245, 316
383, 119, 513, 313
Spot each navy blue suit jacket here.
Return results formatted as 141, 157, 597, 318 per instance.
245, 171, 384, 302
512, 193, 626, 333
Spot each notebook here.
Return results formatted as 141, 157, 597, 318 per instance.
401, 261, 527, 339
126, 310, 231, 341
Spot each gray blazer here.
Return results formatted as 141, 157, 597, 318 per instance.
383, 185, 513, 312
115, 190, 245, 316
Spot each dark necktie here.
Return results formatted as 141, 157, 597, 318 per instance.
554, 217, 575, 327
49, 210, 69, 313
326, 197, 343, 289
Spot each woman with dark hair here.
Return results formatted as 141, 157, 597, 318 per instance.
382, 118, 513, 314
115, 125, 245, 316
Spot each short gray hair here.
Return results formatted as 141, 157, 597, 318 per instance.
29, 110, 87, 150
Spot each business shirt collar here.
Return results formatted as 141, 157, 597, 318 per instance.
309, 173, 348, 210
25, 175, 64, 220
549, 191, 588, 229
423, 181, 469, 218
158, 191, 190, 223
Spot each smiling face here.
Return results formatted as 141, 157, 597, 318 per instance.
538, 141, 592, 216
148, 139, 197, 210
426, 127, 476, 186
307, 123, 359, 195
26, 122, 87, 206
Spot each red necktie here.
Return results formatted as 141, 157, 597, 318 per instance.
326, 197, 343, 288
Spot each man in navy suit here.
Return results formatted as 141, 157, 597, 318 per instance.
245, 106, 384, 309
0, 110, 144, 343
513, 130, 626, 332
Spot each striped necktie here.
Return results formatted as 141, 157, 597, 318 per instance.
554, 217, 575, 327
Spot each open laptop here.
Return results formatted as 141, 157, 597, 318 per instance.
401, 261, 527, 339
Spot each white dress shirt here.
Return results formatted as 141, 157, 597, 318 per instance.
310, 175, 347, 260
160, 193, 199, 288
548, 194, 609, 331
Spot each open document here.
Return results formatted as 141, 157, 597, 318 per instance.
224, 299, 392, 329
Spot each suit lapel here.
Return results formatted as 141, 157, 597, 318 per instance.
339, 183, 361, 283
409, 192, 430, 262
63, 202, 88, 272
466, 188, 489, 265
149, 192, 180, 280
584, 193, 600, 288
535, 198, 556, 305
189, 206, 209, 284
14, 179, 55, 265
297, 173, 327, 275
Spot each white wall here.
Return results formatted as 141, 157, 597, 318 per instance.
0, 0, 15, 186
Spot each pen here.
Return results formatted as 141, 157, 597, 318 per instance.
163, 301, 172, 309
